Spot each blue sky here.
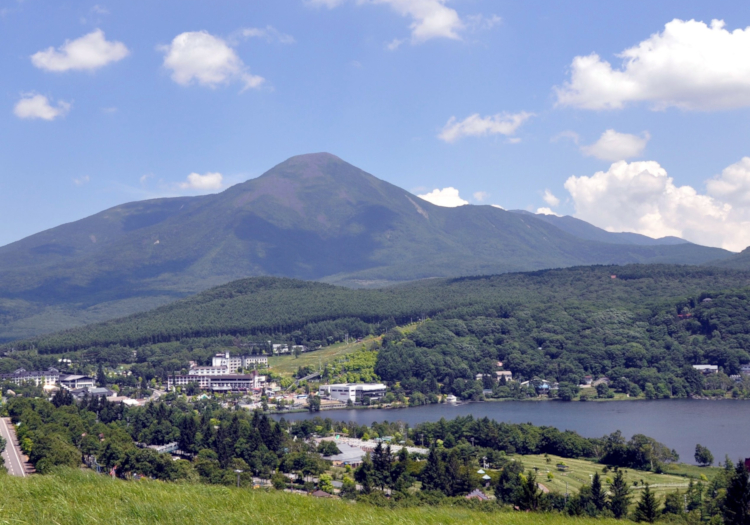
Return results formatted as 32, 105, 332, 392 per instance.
2, 0, 750, 250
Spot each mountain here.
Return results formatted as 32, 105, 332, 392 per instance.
0, 152, 734, 341
705, 246, 750, 271
510, 210, 688, 246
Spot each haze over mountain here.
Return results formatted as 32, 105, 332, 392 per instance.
0, 153, 734, 341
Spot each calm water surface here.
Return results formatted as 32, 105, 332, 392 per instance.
276, 400, 750, 464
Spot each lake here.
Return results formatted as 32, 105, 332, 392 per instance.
276, 399, 750, 464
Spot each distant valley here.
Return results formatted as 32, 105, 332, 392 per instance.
0, 153, 741, 341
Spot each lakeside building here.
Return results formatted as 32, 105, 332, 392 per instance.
59, 375, 96, 391
168, 371, 262, 392
318, 383, 387, 404
0, 367, 60, 387
211, 352, 268, 371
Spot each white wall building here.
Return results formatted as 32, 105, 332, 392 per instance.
189, 366, 229, 376
59, 375, 95, 391
318, 383, 387, 404
211, 352, 268, 370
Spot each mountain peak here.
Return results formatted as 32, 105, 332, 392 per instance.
260, 152, 345, 180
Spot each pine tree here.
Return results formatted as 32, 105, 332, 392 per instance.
371, 442, 392, 490
723, 459, 750, 525
591, 471, 606, 512
96, 363, 107, 387
420, 445, 448, 493
634, 483, 659, 523
608, 469, 631, 519
518, 470, 541, 511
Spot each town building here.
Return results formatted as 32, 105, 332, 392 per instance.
0, 367, 60, 387
59, 375, 95, 391
318, 383, 387, 404
211, 352, 268, 371
188, 365, 229, 376
693, 364, 719, 374
168, 371, 262, 392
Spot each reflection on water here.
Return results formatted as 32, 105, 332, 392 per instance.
275, 399, 750, 464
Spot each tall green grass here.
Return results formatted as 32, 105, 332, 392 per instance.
0, 469, 620, 525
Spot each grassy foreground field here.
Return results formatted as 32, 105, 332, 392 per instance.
0, 469, 622, 525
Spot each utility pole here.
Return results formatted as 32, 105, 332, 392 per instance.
234, 469, 243, 488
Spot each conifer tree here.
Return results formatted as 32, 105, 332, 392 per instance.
608, 469, 631, 519
518, 470, 541, 511
591, 472, 606, 512
634, 483, 659, 523
723, 459, 750, 525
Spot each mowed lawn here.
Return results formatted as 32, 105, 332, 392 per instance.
0, 469, 623, 525
519, 454, 710, 501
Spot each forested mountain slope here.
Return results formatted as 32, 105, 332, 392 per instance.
6, 265, 750, 401
0, 153, 732, 342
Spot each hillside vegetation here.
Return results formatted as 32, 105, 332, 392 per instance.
5, 264, 750, 402
0, 469, 620, 525
0, 153, 732, 341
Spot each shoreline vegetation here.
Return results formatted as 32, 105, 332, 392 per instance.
5, 392, 742, 524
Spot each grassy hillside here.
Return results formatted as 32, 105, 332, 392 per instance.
0, 153, 732, 341
0, 469, 621, 525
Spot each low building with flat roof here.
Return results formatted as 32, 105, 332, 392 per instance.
318, 383, 386, 404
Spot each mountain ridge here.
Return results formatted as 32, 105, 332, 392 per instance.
0, 152, 735, 341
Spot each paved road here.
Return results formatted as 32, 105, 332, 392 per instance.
0, 417, 28, 477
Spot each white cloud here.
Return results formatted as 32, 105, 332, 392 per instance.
31, 29, 129, 72
555, 19, 750, 111
563, 159, 750, 251
438, 111, 532, 143
581, 129, 650, 161
159, 31, 264, 90
305, 0, 346, 6
465, 14, 502, 32
542, 189, 560, 207
706, 157, 750, 207
179, 172, 224, 191
418, 187, 468, 207
13, 93, 71, 120
386, 38, 406, 51
309, 0, 465, 43
473, 191, 489, 202
551, 130, 580, 144
242, 26, 295, 44
73, 175, 90, 186
536, 207, 561, 216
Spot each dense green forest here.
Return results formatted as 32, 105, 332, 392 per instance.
3, 264, 750, 400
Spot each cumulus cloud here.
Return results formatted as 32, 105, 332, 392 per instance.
555, 19, 750, 111
309, 0, 466, 43
563, 159, 750, 251
542, 189, 560, 207
13, 93, 71, 120
581, 129, 650, 161
31, 29, 129, 72
73, 175, 90, 186
159, 31, 264, 90
418, 187, 468, 207
536, 207, 561, 216
242, 26, 295, 44
473, 191, 489, 202
179, 172, 224, 191
706, 157, 750, 207
438, 111, 532, 143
